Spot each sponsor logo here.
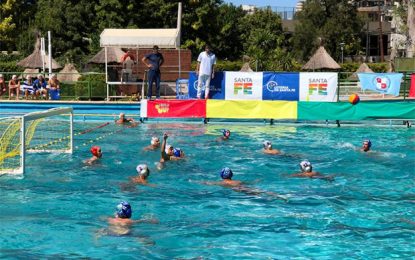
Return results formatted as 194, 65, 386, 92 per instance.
233, 77, 252, 95
373, 76, 390, 92
265, 80, 296, 93
155, 103, 169, 114
308, 78, 328, 95
193, 80, 217, 91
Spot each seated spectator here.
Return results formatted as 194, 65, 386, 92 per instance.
48, 74, 60, 100
8, 75, 20, 100
21, 75, 35, 100
33, 74, 48, 99
0, 74, 6, 97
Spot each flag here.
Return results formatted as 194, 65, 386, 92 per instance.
357, 73, 403, 96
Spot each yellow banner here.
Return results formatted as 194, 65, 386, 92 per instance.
206, 100, 298, 119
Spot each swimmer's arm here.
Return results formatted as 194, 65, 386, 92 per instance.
161, 133, 168, 158
311, 175, 335, 181
169, 156, 182, 161
290, 173, 307, 178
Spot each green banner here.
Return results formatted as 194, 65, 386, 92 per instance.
298, 101, 415, 120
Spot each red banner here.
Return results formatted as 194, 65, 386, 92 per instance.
409, 74, 415, 98
147, 100, 206, 118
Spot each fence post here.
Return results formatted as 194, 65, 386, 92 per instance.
88, 76, 91, 101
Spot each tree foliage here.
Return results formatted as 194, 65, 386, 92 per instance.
0, 0, 379, 71
293, 0, 363, 62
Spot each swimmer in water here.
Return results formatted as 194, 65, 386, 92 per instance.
84, 146, 102, 165
115, 113, 138, 127
159, 133, 174, 163
103, 201, 158, 238
262, 140, 281, 155
205, 167, 286, 201
130, 164, 153, 186
217, 129, 231, 141
144, 136, 160, 151
291, 160, 334, 181
361, 139, 372, 152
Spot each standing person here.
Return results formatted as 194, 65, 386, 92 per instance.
142, 45, 164, 100
196, 45, 216, 99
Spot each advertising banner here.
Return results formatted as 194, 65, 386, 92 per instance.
206, 100, 297, 119
357, 73, 403, 96
409, 74, 415, 97
146, 100, 206, 118
299, 72, 338, 102
188, 72, 225, 99
262, 72, 299, 101
225, 72, 263, 100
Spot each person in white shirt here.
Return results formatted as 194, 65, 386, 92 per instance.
196, 45, 216, 99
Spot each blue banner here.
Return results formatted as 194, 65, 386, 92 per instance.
357, 73, 403, 96
188, 72, 225, 99
263, 72, 299, 101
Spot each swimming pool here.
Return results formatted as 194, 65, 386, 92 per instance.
0, 121, 414, 259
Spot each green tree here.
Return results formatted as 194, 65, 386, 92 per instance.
239, 7, 295, 71
0, 0, 17, 48
34, 0, 96, 64
293, 0, 363, 62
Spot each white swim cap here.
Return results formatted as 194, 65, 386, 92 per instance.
300, 160, 312, 172
165, 144, 172, 154
263, 140, 272, 149
136, 164, 150, 177
151, 136, 160, 145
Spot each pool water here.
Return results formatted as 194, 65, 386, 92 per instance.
0, 122, 414, 259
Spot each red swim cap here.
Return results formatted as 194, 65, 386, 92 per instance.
90, 146, 102, 157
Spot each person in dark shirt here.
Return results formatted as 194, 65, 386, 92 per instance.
142, 45, 164, 100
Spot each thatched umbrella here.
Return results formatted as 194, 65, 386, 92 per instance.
302, 46, 341, 70
21, 68, 40, 79
349, 63, 373, 79
88, 47, 125, 64
17, 36, 61, 69
58, 63, 81, 82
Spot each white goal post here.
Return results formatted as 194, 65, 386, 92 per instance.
0, 107, 73, 175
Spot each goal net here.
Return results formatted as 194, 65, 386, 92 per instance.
0, 107, 73, 175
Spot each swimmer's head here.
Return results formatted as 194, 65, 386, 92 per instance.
362, 139, 372, 151
165, 144, 174, 155
90, 146, 102, 158
220, 167, 233, 180
119, 113, 125, 119
173, 148, 183, 157
116, 201, 132, 219
263, 140, 272, 150
222, 129, 231, 138
299, 160, 312, 173
136, 164, 150, 178
151, 136, 160, 146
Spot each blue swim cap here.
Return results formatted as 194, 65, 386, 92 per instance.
363, 139, 372, 148
220, 167, 233, 179
222, 129, 231, 137
116, 201, 132, 219
173, 148, 182, 157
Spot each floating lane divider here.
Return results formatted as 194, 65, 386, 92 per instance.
78, 128, 124, 148
78, 122, 110, 135
29, 122, 112, 151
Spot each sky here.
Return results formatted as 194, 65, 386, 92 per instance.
224, 0, 299, 8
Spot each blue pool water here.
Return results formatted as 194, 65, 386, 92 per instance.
0, 122, 414, 259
